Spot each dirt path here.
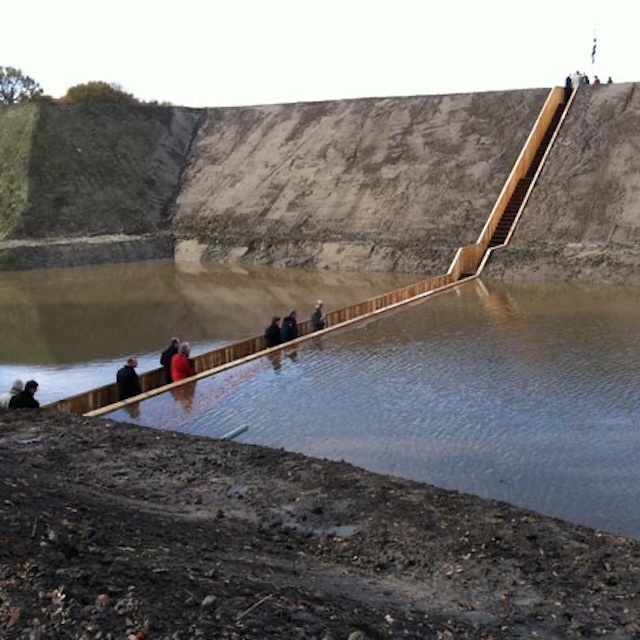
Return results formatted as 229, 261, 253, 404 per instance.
1, 409, 639, 639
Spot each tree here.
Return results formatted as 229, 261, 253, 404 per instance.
61, 81, 139, 105
0, 66, 43, 104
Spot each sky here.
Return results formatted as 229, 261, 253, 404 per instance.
3, 0, 637, 108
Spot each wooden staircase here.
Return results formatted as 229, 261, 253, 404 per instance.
488, 101, 566, 247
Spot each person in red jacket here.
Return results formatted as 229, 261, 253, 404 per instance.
171, 342, 196, 382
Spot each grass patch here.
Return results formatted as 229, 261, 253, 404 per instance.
0, 104, 40, 237
19, 104, 171, 238
0, 249, 22, 270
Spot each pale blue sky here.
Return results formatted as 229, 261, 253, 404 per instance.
4, 0, 635, 107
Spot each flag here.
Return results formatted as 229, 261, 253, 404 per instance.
591, 37, 597, 64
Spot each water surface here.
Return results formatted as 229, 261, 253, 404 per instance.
0, 260, 419, 402
107, 278, 640, 539
2, 264, 639, 539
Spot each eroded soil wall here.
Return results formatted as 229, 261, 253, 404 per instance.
174, 90, 549, 275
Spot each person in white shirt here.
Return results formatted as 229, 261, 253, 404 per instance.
0, 379, 23, 408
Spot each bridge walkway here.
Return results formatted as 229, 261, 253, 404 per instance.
45, 86, 575, 418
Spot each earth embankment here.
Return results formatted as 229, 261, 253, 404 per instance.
173, 90, 549, 275
2, 86, 640, 284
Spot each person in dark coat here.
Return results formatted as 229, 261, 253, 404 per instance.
264, 316, 283, 348
281, 311, 298, 342
8, 379, 40, 409
564, 74, 572, 103
310, 299, 325, 332
160, 337, 180, 384
116, 357, 142, 401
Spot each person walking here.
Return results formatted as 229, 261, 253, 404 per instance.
0, 379, 23, 408
116, 357, 142, 401
8, 380, 40, 409
265, 316, 283, 348
281, 310, 298, 342
310, 299, 326, 332
160, 337, 180, 384
171, 342, 196, 382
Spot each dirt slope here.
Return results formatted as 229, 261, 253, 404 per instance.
2, 410, 640, 639
173, 90, 549, 275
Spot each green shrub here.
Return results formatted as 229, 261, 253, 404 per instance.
60, 81, 139, 105
0, 249, 21, 269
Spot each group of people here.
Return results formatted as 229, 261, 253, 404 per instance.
564, 71, 614, 102
566, 71, 613, 90
160, 338, 195, 385
0, 379, 40, 409
264, 299, 326, 348
116, 338, 196, 402
118, 299, 328, 403
4, 299, 330, 410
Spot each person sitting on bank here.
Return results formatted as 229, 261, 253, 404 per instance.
311, 299, 326, 332
281, 310, 298, 342
0, 379, 23, 408
116, 357, 142, 401
171, 342, 196, 382
265, 316, 283, 348
9, 379, 40, 409
160, 336, 180, 384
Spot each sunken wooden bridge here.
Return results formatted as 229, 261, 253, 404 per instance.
45, 86, 575, 418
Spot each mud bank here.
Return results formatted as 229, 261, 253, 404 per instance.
1, 410, 640, 639
0, 234, 174, 270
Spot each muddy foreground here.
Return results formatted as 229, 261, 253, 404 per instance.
1, 410, 639, 639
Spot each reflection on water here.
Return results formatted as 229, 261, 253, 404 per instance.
3, 264, 640, 539
108, 279, 640, 539
0, 260, 419, 402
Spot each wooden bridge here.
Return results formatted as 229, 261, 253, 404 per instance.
45, 86, 575, 418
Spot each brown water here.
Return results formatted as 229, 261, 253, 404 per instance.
2, 263, 639, 539
0, 260, 419, 401
104, 278, 640, 540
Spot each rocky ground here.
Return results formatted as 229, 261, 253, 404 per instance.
1, 410, 640, 639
